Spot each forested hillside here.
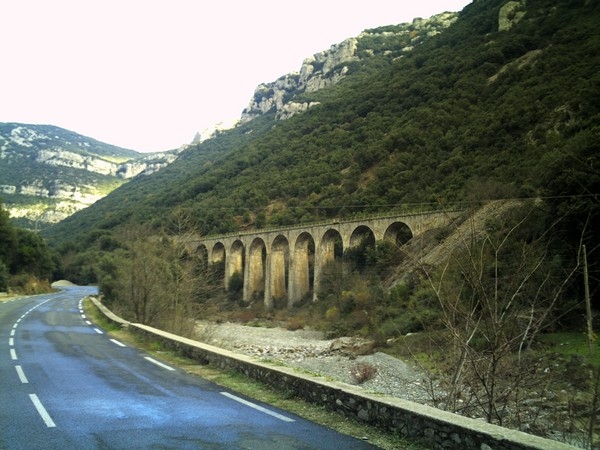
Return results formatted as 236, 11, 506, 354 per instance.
0, 201, 55, 294
46, 0, 598, 234
46, 0, 598, 303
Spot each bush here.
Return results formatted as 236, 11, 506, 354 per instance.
9, 274, 52, 295
286, 317, 305, 331
350, 363, 378, 384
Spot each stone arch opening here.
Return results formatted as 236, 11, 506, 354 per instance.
346, 225, 376, 272
321, 229, 344, 265
211, 242, 226, 283
349, 225, 376, 248
314, 229, 344, 299
246, 237, 266, 302
227, 240, 245, 292
384, 222, 413, 246
289, 232, 315, 306
270, 235, 289, 307
196, 244, 209, 270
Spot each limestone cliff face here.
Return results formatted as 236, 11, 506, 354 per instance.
0, 123, 178, 227
239, 12, 458, 124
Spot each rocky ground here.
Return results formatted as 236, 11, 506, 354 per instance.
194, 321, 436, 405
193, 321, 595, 447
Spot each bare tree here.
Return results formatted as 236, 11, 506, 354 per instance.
99, 221, 220, 335
421, 200, 583, 426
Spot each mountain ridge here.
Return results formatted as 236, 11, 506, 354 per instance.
0, 122, 178, 227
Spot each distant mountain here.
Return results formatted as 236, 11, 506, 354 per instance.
0, 123, 178, 228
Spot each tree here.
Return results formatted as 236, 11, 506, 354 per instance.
0, 262, 8, 292
0, 200, 17, 267
12, 229, 55, 279
98, 224, 221, 335
421, 201, 582, 426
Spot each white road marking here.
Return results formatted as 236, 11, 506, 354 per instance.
9, 338, 14, 346
29, 394, 56, 428
15, 365, 29, 383
12, 323, 18, 330
144, 357, 175, 371
93, 328, 103, 334
110, 339, 126, 347
220, 392, 295, 422
10, 329, 15, 336
85, 320, 92, 325
10, 348, 17, 360
81, 314, 86, 319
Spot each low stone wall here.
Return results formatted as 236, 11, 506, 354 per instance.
89, 297, 575, 450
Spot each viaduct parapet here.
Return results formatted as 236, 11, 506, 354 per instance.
191, 211, 461, 308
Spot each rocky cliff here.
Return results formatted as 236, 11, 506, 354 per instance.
195, 12, 458, 142
0, 123, 178, 228
239, 12, 458, 124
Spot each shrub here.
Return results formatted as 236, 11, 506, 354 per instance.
350, 362, 378, 384
286, 317, 305, 331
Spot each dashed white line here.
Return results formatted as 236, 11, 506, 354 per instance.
15, 365, 29, 384
93, 328, 103, 334
10, 348, 17, 360
29, 394, 56, 428
110, 339, 126, 347
85, 320, 92, 325
144, 357, 175, 371
220, 392, 295, 422
9, 338, 14, 346
10, 329, 15, 336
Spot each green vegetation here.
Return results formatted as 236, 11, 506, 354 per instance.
0, 200, 55, 293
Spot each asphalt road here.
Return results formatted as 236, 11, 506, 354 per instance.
0, 286, 378, 449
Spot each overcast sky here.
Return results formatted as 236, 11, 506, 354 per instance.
1, 1, 471, 153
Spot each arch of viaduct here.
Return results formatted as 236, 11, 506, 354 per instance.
191, 211, 459, 308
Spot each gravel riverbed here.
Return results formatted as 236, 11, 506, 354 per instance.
195, 321, 435, 405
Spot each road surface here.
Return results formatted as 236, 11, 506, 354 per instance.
0, 286, 378, 449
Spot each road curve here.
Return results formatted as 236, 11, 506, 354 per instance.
0, 286, 378, 449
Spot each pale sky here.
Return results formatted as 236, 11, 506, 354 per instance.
1, 1, 471, 153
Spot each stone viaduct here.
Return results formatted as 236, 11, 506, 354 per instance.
191, 210, 460, 308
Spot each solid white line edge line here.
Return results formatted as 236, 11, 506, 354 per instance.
110, 339, 126, 347
220, 391, 295, 422
144, 356, 175, 371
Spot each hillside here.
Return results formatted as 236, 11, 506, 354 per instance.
45, 0, 599, 243
0, 123, 178, 228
